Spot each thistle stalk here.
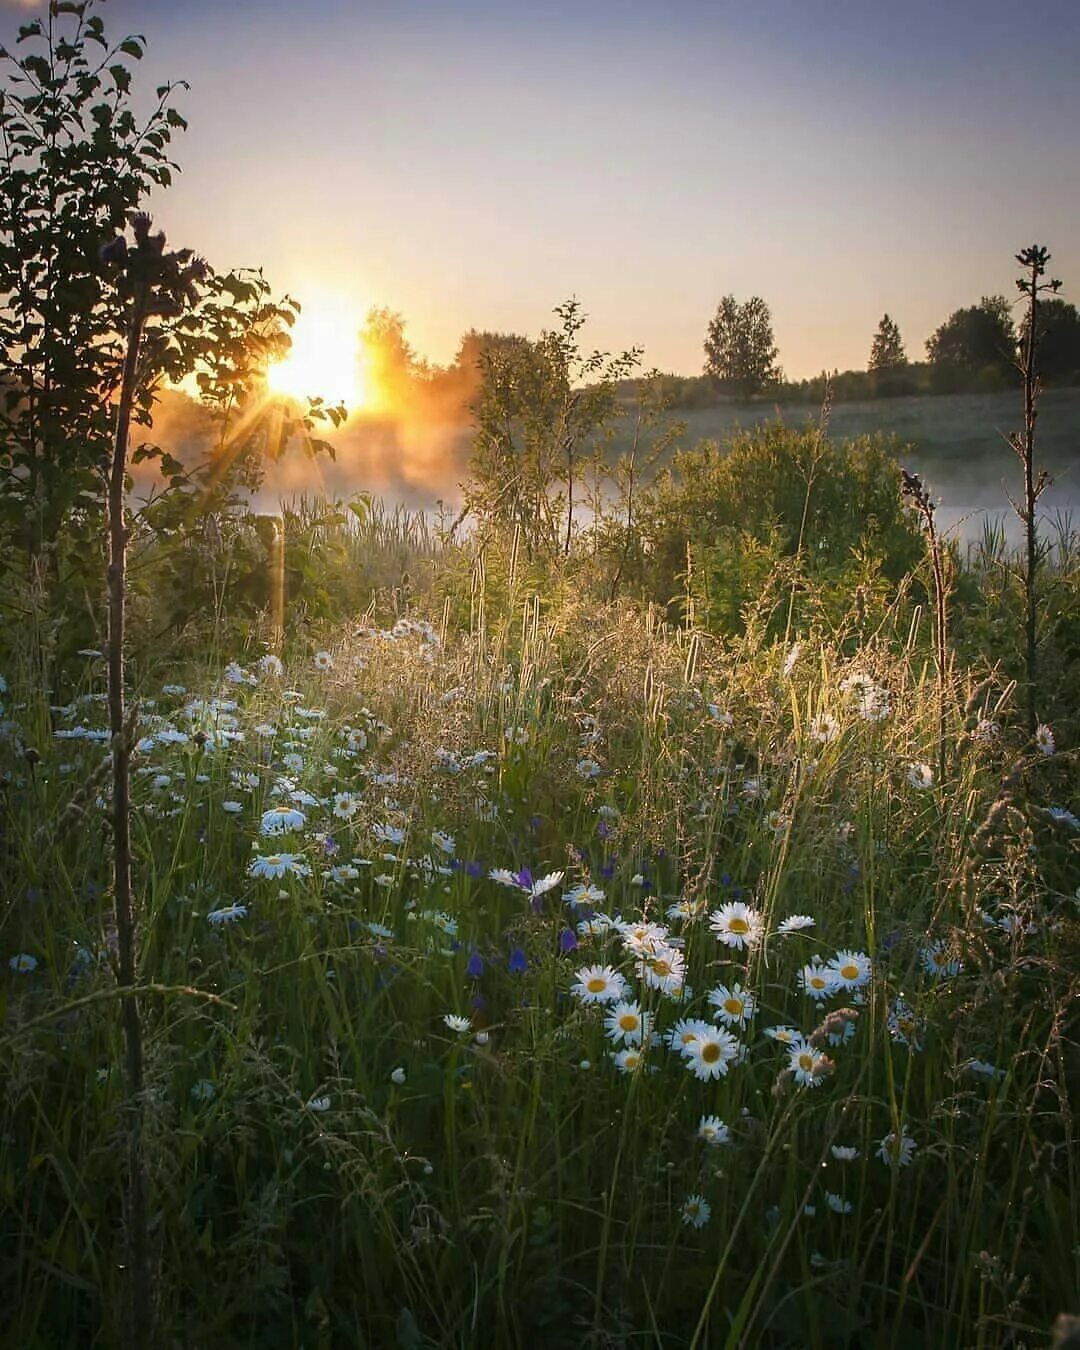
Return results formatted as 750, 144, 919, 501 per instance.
1010, 244, 1060, 734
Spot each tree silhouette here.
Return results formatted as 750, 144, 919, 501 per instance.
703, 295, 780, 399
868, 314, 906, 371
1019, 296, 1080, 383
926, 296, 1016, 391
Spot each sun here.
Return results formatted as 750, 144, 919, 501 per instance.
266, 309, 366, 410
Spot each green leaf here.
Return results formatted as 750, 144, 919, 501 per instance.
118, 37, 144, 60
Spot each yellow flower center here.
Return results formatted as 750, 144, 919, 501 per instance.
653, 959, 671, 977
841, 964, 859, 980
723, 998, 742, 1016
618, 1014, 638, 1032
701, 1043, 721, 1063
798, 1052, 813, 1070
267, 856, 282, 866
729, 917, 749, 934
586, 977, 607, 994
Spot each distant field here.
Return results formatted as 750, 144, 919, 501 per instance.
646, 386, 1079, 471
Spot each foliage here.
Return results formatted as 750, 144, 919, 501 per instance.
703, 293, 781, 399
0, 0, 185, 559
464, 298, 640, 558
867, 313, 914, 398
1019, 295, 1080, 384
634, 423, 924, 631
926, 295, 1017, 392
1, 579, 1077, 1347
868, 313, 906, 372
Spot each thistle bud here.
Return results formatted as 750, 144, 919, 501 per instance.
99, 235, 127, 265
128, 211, 152, 242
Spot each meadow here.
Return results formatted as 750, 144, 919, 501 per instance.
2, 472, 1079, 1346
0, 12, 1076, 1340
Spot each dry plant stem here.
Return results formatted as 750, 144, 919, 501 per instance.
108, 275, 153, 1349
901, 470, 949, 784
1018, 258, 1041, 735
1011, 244, 1060, 734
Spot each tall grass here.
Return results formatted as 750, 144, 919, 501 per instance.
1, 558, 1076, 1346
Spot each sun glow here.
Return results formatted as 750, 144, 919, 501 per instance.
266, 309, 365, 411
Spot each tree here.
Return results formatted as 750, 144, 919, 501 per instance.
0, 1, 185, 559
464, 299, 640, 558
359, 306, 425, 411
925, 295, 1017, 391
703, 295, 780, 399
0, 1, 338, 641
869, 314, 906, 371
868, 313, 913, 397
1019, 296, 1080, 384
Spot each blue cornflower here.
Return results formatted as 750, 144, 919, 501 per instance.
508, 946, 528, 974
466, 949, 485, 979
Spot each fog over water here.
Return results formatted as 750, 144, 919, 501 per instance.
138, 387, 1079, 548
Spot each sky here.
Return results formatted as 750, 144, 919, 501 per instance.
3, 0, 1080, 380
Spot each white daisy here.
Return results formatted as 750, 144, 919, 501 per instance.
313, 650, 334, 672
709, 901, 764, 951
877, 1125, 917, 1167
788, 1045, 833, 1087
249, 853, 311, 879
697, 1115, 731, 1146
570, 965, 627, 1005
442, 1013, 472, 1034
260, 805, 306, 836
680, 1194, 711, 1228
764, 1025, 805, 1047
827, 950, 871, 990
332, 792, 360, 819
1035, 723, 1055, 755
921, 940, 962, 979
683, 1027, 741, 1081
637, 944, 686, 996
810, 713, 840, 743
207, 903, 248, 926
798, 962, 837, 1000
604, 1000, 647, 1046
906, 762, 934, 790
665, 1017, 714, 1052
777, 914, 815, 936
707, 981, 756, 1028
611, 1046, 644, 1074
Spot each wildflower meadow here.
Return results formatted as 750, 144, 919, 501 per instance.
4, 578, 1078, 1346
1, 5, 1078, 1346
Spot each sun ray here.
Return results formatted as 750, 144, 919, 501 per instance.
266, 308, 364, 410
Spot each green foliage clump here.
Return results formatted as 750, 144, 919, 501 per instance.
633, 422, 924, 633
926, 295, 1017, 393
